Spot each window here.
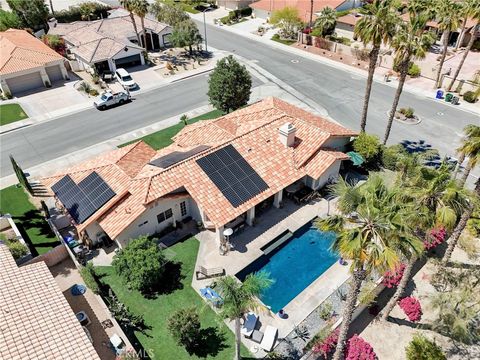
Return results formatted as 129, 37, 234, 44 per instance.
157, 208, 173, 224
157, 212, 165, 223
165, 208, 173, 219
180, 201, 187, 217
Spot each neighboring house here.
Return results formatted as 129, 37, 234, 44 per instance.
216, 0, 257, 10
48, 9, 171, 74
0, 244, 100, 360
42, 97, 357, 249
250, 0, 362, 23
336, 13, 361, 34
0, 29, 69, 96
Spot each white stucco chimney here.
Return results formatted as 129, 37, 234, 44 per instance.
278, 122, 297, 147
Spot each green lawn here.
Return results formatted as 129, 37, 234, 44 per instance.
96, 238, 250, 360
0, 104, 28, 126
0, 185, 58, 255
271, 34, 296, 46
119, 109, 223, 150
160, 0, 200, 13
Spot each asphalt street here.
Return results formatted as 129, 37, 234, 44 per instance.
0, 22, 478, 179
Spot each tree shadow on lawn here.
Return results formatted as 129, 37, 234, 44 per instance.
143, 261, 185, 299
14, 209, 57, 240
185, 327, 228, 358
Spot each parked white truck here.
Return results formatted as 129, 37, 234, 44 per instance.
94, 84, 130, 110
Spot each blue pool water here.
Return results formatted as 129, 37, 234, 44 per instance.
236, 223, 338, 313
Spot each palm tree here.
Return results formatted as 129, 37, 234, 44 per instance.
314, 6, 337, 37
442, 177, 479, 264
133, 0, 149, 51
457, 125, 480, 187
354, 0, 398, 132
316, 176, 408, 360
380, 164, 468, 321
383, 12, 436, 144
454, 0, 479, 51
120, 0, 142, 47
434, 0, 461, 88
447, 2, 480, 91
216, 273, 272, 360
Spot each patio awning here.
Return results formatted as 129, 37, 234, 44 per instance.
347, 151, 365, 166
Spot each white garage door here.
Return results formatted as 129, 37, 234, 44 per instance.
45, 65, 64, 83
6, 72, 44, 94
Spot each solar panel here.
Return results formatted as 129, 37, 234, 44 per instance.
149, 145, 210, 168
197, 145, 269, 208
51, 172, 116, 224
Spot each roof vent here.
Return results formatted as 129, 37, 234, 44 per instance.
278, 122, 296, 147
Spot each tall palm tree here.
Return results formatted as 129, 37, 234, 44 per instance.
381, 164, 468, 321
133, 0, 149, 51
434, 0, 461, 88
354, 0, 398, 132
316, 176, 407, 360
457, 125, 480, 187
447, 2, 480, 91
314, 6, 337, 37
383, 12, 436, 144
454, 0, 479, 51
120, 0, 142, 47
216, 273, 272, 360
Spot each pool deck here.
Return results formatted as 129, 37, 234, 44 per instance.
192, 197, 350, 356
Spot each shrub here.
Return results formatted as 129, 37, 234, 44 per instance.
353, 132, 382, 166
314, 36, 333, 50
79, 81, 92, 94
106, 289, 145, 329
168, 307, 201, 352
79, 263, 100, 294
112, 236, 167, 293
399, 107, 415, 118
405, 334, 446, 360
54, 2, 111, 23
89, 89, 99, 96
312, 328, 339, 357
304, 326, 331, 351
381, 144, 408, 170
399, 297, 422, 322
424, 226, 446, 250
358, 282, 377, 306
407, 63, 421, 78
345, 335, 377, 360
382, 263, 406, 288
5, 239, 28, 260
463, 91, 478, 103
319, 301, 333, 320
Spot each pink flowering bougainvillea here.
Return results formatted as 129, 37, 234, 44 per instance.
312, 328, 339, 358
399, 297, 422, 322
345, 335, 378, 360
424, 226, 447, 250
382, 263, 406, 288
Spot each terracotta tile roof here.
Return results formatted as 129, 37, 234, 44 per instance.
250, 0, 348, 22
337, 14, 361, 26
0, 245, 100, 360
0, 29, 64, 75
42, 97, 356, 239
48, 14, 169, 63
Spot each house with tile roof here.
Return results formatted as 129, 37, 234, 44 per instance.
42, 97, 357, 248
0, 29, 69, 96
250, 0, 362, 23
0, 244, 100, 360
48, 9, 171, 74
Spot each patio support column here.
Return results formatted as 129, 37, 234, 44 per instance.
39, 68, 50, 87
246, 207, 255, 226
215, 225, 224, 243
273, 190, 283, 208
149, 32, 154, 50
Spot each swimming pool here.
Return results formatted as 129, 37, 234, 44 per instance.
236, 222, 338, 313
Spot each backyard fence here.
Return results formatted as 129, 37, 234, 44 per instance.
22, 243, 68, 268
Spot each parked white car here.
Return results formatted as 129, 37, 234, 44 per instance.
115, 68, 137, 90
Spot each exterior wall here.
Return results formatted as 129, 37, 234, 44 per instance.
23, 244, 69, 268
85, 222, 106, 245
314, 160, 342, 189
323, 136, 351, 151
217, 0, 256, 10
111, 47, 145, 72
157, 27, 172, 47
189, 198, 202, 222
252, 8, 271, 20
116, 196, 191, 246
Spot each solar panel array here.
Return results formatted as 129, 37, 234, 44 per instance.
149, 145, 211, 168
197, 145, 269, 208
51, 172, 116, 224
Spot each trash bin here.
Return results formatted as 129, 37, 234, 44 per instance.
451, 96, 459, 105
445, 93, 453, 102
436, 90, 444, 99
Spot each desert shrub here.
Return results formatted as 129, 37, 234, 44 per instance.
382, 263, 406, 288
463, 91, 478, 103
399, 297, 422, 322
381, 144, 408, 170
89, 89, 99, 96
407, 63, 421, 77
399, 107, 415, 118
168, 307, 201, 352
345, 335, 377, 360
319, 302, 333, 320
78, 81, 92, 93
424, 226, 446, 250
459, 231, 479, 259
314, 36, 333, 50
352, 46, 369, 61
304, 326, 331, 351
5, 239, 28, 260
353, 132, 382, 167
405, 334, 446, 360
358, 282, 377, 306
79, 262, 100, 294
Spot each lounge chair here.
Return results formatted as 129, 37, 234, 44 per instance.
200, 287, 223, 307
196, 266, 225, 280
260, 325, 278, 352
241, 312, 258, 338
